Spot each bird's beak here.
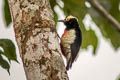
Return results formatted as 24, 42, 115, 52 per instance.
58, 20, 65, 23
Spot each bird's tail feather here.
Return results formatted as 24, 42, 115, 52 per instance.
66, 56, 72, 71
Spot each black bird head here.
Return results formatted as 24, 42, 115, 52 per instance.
58, 15, 79, 29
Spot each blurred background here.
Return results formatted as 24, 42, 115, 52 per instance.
0, 0, 120, 80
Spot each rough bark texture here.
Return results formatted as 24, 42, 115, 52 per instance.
8, 0, 69, 80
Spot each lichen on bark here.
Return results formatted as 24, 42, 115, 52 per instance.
8, 0, 69, 80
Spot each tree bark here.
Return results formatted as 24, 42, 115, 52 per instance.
8, 0, 68, 80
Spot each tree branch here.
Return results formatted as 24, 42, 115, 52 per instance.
87, 0, 120, 32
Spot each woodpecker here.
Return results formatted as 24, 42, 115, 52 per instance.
58, 15, 82, 70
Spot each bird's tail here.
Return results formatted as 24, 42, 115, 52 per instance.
66, 56, 72, 71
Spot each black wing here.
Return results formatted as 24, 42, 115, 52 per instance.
71, 28, 82, 62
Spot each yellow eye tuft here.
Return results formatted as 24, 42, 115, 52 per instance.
65, 15, 78, 22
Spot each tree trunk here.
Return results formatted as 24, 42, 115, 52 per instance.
8, 0, 69, 80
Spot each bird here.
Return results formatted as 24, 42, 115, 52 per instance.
58, 15, 82, 70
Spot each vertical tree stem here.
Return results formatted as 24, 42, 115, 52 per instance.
8, 0, 69, 80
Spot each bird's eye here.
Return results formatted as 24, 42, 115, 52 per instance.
69, 19, 74, 23
69, 21, 72, 24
